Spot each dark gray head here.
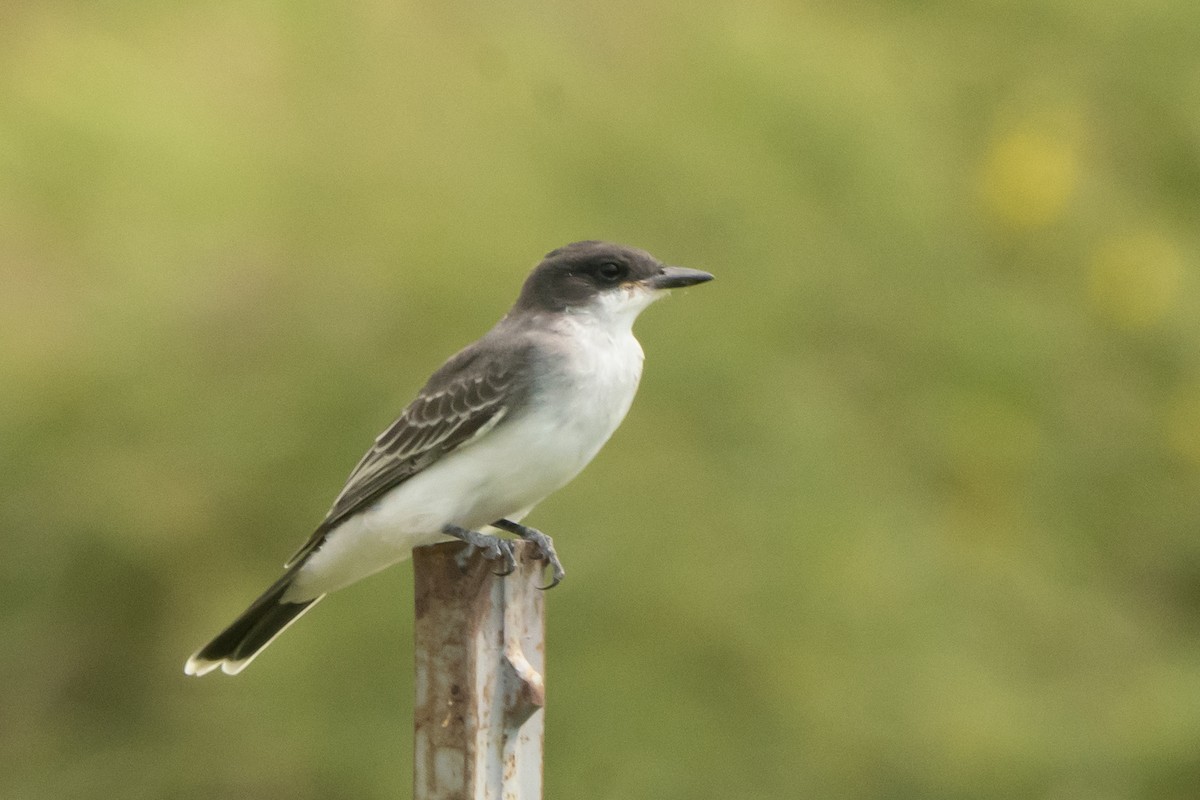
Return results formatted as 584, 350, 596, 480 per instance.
512, 241, 713, 316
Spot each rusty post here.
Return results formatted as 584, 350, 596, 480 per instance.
412, 541, 546, 800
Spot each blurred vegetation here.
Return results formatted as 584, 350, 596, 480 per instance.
3, 1, 1200, 798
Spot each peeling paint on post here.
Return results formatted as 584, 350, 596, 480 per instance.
413, 541, 545, 800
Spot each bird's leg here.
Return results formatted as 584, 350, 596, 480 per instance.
442, 524, 516, 576
491, 519, 565, 590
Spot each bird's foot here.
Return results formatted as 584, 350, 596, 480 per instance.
492, 519, 565, 590
443, 524, 516, 576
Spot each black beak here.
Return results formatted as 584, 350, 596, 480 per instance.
648, 266, 715, 290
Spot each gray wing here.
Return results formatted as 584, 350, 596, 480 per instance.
285, 341, 531, 566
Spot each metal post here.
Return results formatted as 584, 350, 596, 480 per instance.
412, 541, 545, 800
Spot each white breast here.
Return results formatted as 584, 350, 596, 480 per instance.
526, 310, 646, 482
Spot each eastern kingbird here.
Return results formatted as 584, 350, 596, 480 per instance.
184, 240, 713, 676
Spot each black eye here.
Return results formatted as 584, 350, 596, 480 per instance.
595, 261, 626, 283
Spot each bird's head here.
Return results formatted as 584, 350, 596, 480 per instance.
513, 241, 713, 323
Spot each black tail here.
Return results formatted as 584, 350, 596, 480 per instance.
184, 573, 323, 676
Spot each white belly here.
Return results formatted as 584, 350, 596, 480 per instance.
287, 323, 644, 600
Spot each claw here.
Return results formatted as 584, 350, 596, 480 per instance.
491, 519, 565, 590
531, 541, 565, 590
538, 551, 565, 590
492, 540, 517, 576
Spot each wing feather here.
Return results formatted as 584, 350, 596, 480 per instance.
285, 342, 531, 567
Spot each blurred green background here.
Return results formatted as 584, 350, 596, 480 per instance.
4, 1, 1200, 798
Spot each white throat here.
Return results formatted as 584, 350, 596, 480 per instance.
569, 284, 664, 334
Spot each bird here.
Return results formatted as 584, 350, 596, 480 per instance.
184, 240, 713, 676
